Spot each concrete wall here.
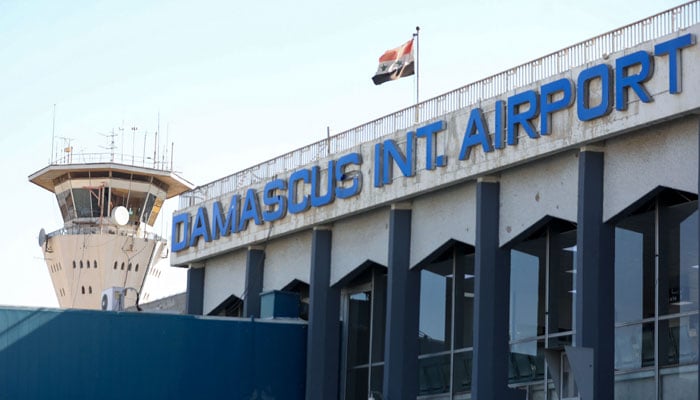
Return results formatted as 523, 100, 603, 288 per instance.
330, 207, 389, 286
172, 26, 700, 266
500, 150, 579, 245
203, 249, 246, 314
604, 115, 699, 221
410, 182, 476, 266
264, 231, 312, 291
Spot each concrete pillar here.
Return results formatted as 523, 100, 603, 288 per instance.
306, 226, 340, 400
185, 265, 205, 315
382, 204, 420, 400
243, 247, 265, 318
571, 148, 614, 400
472, 178, 524, 400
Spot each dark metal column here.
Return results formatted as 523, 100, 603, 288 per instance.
185, 265, 205, 315
306, 226, 340, 400
472, 178, 524, 400
570, 148, 614, 400
382, 204, 420, 400
243, 246, 265, 318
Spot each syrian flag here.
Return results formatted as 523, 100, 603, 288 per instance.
372, 38, 415, 85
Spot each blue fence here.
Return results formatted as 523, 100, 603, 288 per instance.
0, 306, 307, 400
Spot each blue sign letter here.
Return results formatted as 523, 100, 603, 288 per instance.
335, 153, 363, 199
494, 100, 506, 149
289, 169, 311, 214
311, 161, 336, 208
654, 34, 696, 94
171, 212, 190, 252
189, 207, 212, 247
239, 188, 263, 231
459, 107, 492, 160
416, 120, 447, 170
507, 90, 539, 145
577, 63, 613, 121
540, 78, 574, 135
615, 51, 654, 110
211, 195, 240, 239
373, 143, 383, 188
382, 131, 416, 185
263, 179, 288, 222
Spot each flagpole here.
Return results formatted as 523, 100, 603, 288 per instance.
414, 26, 420, 123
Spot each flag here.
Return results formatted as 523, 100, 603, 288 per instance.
372, 38, 415, 85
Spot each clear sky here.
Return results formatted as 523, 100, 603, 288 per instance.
0, 0, 689, 307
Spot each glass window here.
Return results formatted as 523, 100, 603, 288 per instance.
615, 322, 655, 370
419, 263, 450, 354
509, 223, 576, 348
56, 190, 74, 221
98, 187, 110, 217
417, 244, 475, 397
615, 210, 655, 323
126, 191, 147, 225
343, 266, 386, 400
510, 245, 543, 346
142, 193, 157, 224
88, 188, 102, 217
508, 340, 546, 384
72, 188, 93, 218
613, 191, 699, 398
111, 188, 128, 209
661, 201, 698, 315
507, 221, 575, 393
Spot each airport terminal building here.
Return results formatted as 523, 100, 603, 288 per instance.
171, 3, 699, 399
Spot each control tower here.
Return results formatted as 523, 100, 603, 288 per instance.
29, 150, 194, 310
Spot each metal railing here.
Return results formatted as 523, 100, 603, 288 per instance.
180, 1, 700, 208
52, 152, 173, 171
46, 225, 164, 243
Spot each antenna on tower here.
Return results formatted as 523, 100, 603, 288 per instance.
163, 123, 170, 170
118, 124, 125, 162
50, 104, 56, 164
99, 130, 118, 162
57, 136, 74, 163
131, 126, 138, 166
154, 112, 160, 168
142, 130, 148, 167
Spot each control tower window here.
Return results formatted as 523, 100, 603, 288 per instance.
111, 189, 128, 210
142, 193, 157, 224
126, 191, 147, 225
97, 187, 110, 217
56, 190, 75, 222
73, 189, 93, 218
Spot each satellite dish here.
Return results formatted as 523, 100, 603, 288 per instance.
101, 294, 109, 310
38, 228, 47, 247
112, 206, 129, 226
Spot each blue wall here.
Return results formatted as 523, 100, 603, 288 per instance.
0, 306, 306, 400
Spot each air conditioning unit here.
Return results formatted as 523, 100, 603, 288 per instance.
101, 287, 125, 311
